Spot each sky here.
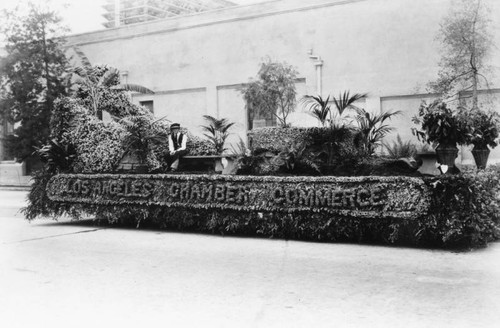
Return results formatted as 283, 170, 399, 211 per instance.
0, 0, 271, 36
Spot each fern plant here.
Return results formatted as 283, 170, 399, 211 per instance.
120, 115, 166, 164
271, 141, 321, 174
383, 134, 417, 159
201, 115, 235, 154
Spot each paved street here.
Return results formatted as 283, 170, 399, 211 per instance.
1, 189, 500, 328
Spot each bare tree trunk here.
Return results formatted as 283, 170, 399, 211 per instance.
472, 70, 478, 110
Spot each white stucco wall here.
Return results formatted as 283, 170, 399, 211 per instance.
66, 0, 500, 163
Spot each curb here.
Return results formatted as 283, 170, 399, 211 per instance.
0, 185, 31, 191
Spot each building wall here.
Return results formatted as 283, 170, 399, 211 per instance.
66, 0, 500, 163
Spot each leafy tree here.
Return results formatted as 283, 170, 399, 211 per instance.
0, 2, 70, 161
428, 0, 493, 109
242, 60, 298, 128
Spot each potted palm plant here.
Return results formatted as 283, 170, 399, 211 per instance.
119, 115, 166, 173
201, 115, 235, 155
461, 109, 500, 169
302, 91, 366, 172
201, 115, 235, 173
412, 101, 468, 170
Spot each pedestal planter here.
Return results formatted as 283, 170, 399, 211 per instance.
132, 164, 149, 174
471, 146, 490, 170
416, 152, 440, 176
435, 144, 458, 168
118, 152, 149, 174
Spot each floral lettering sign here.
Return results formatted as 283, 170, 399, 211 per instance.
46, 174, 430, 219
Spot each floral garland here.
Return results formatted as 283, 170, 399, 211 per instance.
248, 127, 315, 152
47, 174, 430, 219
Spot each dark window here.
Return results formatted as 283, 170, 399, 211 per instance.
140, 100, 154, 113
247, 105, 276, 130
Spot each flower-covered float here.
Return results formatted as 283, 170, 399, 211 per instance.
26, 66, 500, 249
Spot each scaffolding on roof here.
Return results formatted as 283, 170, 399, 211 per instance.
102, 0, 236, 28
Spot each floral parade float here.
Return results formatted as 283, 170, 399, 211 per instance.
26, 65, 500, 249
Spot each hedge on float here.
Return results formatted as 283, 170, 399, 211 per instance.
31, 168, 500, 249
46, 174, 430, 219
248, 127, 315, 152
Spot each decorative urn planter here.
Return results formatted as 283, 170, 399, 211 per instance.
471, 146, 490, 170
435, 144, 458, 168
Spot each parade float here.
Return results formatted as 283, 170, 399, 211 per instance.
25, 65, 500, 249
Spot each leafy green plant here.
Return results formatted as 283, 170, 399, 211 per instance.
412, 101, 468, 147
460, 108, 500, 149
201, 115, 235, 154
354, 107, 401, 155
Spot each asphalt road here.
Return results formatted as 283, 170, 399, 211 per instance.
1, 189, 500, 328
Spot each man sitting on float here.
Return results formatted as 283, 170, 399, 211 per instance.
167, 123, 188, 172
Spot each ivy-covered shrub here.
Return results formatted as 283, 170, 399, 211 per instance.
100, 92, 147, 118
248, 127, 313, 152
50, 97, 88, 141
23, 171, 83, 221
415, 167, 500, 248
70, 115, 126, 173
188, 133, 219, 156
